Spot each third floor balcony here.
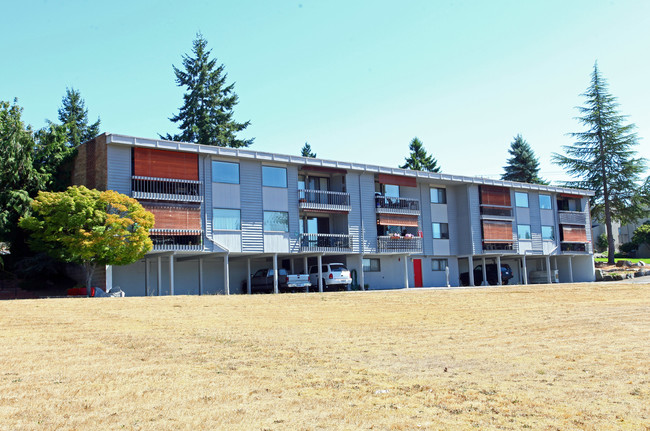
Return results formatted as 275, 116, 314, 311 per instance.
558, 210, 588, 225
375, 195, 420, 215
132, 176, 203, 203
298, 189, 351, 213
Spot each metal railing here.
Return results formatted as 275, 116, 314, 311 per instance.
298, 189, 351, 211
132, 176, 203, 202
558, 210, 588, 225
375, 196, 420, 214
150, 229, 203, 251
480, 205, 513, 218
299, 233, 353, 252
377, 236, 423, 253
482, 241, 518, 253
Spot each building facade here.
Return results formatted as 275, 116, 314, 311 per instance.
73, 133, 596, 296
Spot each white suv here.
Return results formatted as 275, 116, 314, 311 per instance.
308, 263, 352, 290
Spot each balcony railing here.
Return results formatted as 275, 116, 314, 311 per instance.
298, 189, 351, 212
480, 205, 513, 218
377, 236, 423, 253
482, 241, 518, 253
560, 242, 589, 253
558, 210, 588, 225
300, 233, 353, 252
132, 176, 203, 203
150, 229, 203, 251
375, 196, 420, 215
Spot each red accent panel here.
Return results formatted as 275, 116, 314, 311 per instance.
480, 185, 511, 207
413, 259, 423, 288
133, 148, 198, 180
144, 205, 201, 230
482, 221, 513, 241
377, 214, 419, 227
562, 225, 587, 242
378, 173, 417, 188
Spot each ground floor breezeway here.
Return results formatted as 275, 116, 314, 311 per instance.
106, 251, 595, 297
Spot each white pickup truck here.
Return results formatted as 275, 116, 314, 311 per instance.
247, 268, 311, 293
308, 263, 352, 291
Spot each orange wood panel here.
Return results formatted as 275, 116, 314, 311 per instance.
133, 148, 198, 180
482, 221, 513, 241
144, 205, 201, 230
377, 174, 417, 188
561, 226, 587, 242
480, 185, 511, 207
377, 214, 419, 227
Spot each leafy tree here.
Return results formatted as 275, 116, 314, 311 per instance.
552, 62, 647, 264
0, 100, 42, 246
163, 33, 253, 148
301, 142, 316, 158
20, 186, 155, 294
595, 232, 608, 253
58, 88, 101, 148
33, 122, 74, 192
400, 137, 441, 172
632, 222, 650, 249
501, 134, 547, 184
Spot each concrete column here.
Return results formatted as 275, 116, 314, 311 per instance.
445, 265, 450, 287
198, 257, 203, 295
317, 254, 323, 293
224, 253, 230, 295
145, 260, 150, 296
359, 254, 365, 291
169, 254, 175, 296
496, 255, 502, 286
481, 257, 487, 286
403, 255, 409, 289
546, 255, 552, 284
468, 256, 475, 286
157, 255, 162, 296
290, 258, 295, 275
105, 265, 113, 293
303, 256, 309, 292
522, 255, 528, 285
247, 258, 252, 295
273, 253, 279, 294
568, 256, 574, 283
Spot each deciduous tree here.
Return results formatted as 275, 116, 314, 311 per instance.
400, 137, 440, 172
552, 62, 647, 264
501, 134, 547, 184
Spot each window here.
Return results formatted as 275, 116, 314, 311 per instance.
432, 259, 448, 271
213, 209, 240, 230
539, 194, 552, 210
264, 211, 289, 232
517, 224, 531, 240
432, 222, 449, 239
262, 166, 287, 188
542, 226, 555, 240
384, 184, 400, 198
212, 161, 239, 184
362, 258, 381, 272
515, 192, 529, 208
430, 187, 447, 204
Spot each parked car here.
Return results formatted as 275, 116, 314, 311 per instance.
243, 268, 311, 293
308, 263, 352, 290
460, 264, 514, 286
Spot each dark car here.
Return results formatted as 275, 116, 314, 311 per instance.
460, 264, 513, 286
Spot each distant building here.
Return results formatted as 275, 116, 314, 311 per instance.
73, 133, 596, 296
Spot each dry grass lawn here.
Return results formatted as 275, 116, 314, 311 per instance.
1, 282, 650, 430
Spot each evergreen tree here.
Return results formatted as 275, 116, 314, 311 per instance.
400, 137, 440, 172
33, 122, 74, 192
163, 33, 253, 147
552, 62, 647, 264
301, 142, 316, 158
501, 134, 547, 184
58, 88, 100, 148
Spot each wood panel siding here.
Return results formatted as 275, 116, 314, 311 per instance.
377, 214, 419, 227
143, 205, 201, 231
377, 173, 417, 188
561, 225, 588, 242
482, 220, 513, 241
133, 148, 198, 180
480, 185, 511, 207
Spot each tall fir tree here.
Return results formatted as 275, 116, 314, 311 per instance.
58, 88, 101, 148
501, 134, 547, 184
552, 62, 647, 264
300, 142, 316, 158
163, 33, 253, 147
400, 137, 441, 172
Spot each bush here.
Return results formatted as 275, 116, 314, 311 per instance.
619, 241, 637, 255
595, 233, 608, 253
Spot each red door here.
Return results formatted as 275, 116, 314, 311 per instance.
413, 259, 423, 287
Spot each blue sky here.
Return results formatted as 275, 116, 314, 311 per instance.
2, 0, 649, 184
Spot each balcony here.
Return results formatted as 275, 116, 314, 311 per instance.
300, 233, 353, 252
298, 189, 351, 212
480, 205, 513, 219
375, 196, 420, 215
132, 176, 203, 203
150, 229, 203, 251
377, 236, 423, 253
482, 241, 518, 253
558, 210, 588, 225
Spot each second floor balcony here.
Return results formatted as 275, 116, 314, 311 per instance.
558, 210, 588, 225
375, 195, 420, 215
377, 235, 423, 253
300, 233, 353, 252
132, 176, 203, 203
150, 229, 203, 251
299, 189, 351, 212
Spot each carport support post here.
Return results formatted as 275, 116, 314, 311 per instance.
157, 256, 161, 296
468, 256, 475, 286
145, 259, 150, 296
247, 258, 252, 295
481, 257, 487, 286
522, 255, 528, 285
317, 254, 323, 293
224, 253, 230, 295
198, 257, 203, 295
496, 255, 502, 285
403, 255, 409, 289
169, 254, 175, 296
359, 254, 365, 291
546, 256, 552, 284
290, 258, 295, 275
568, 256, 574, 283
273, 253, 279, 294
303, 256, 309, 292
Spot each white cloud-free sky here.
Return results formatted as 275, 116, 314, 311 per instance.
2, 0, 649, 184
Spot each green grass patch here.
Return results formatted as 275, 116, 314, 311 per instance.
594, 257, 650, 264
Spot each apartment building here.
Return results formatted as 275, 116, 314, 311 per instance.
72, 133, 595, 296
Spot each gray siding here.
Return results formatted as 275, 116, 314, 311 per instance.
447, 186, 459, 256
107, 145, 131, 194
287, 165, 300, 253
468, 185, 483, 255
359, 173, 377, 253
420, 184, 433, 255
347, 173, 362, 253
529, 192, 543, 252
240, 160, 264, 252
454, 186, 472, 256
201, 156, 211, 250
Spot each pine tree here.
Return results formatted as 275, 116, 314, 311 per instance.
501, 134, 547, 184
301, 142, 316, 158
58, 88, 100, 148
552, 62, 647, 264
163, 34, 253, 147
400, 137, 440, 172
